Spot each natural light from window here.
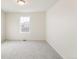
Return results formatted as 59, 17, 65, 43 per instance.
20, 16, 30, 33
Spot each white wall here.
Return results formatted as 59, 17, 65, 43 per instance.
46, 0, 77, 59
6, 12, 45, 40
1, 10, 6, 42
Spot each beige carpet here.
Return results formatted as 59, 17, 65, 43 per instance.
1, 40, 62, 59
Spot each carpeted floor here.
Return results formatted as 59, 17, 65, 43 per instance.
1, 40, 62, 59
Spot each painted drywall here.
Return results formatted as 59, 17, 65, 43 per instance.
1, 10, 6, 42
6, 12, 45, 40
46, 0, 77, 59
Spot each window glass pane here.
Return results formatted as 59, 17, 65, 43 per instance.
20, 16, 30, 33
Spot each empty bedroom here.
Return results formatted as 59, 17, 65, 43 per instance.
1, 0, 77, 59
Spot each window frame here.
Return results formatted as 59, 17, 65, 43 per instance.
20, 16, 30, 33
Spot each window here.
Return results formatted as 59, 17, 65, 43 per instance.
20, 16, 30, 33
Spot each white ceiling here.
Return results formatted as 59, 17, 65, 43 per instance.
1, 0, 57, 12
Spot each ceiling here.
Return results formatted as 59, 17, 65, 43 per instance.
1, 0, 57, 12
